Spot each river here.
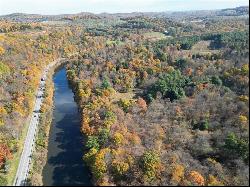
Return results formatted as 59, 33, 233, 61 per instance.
42, 68, 92, 186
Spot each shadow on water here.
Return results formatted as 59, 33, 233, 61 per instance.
42, 68, 92, 186
48, 113, 91, 186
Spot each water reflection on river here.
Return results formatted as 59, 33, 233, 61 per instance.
42, 68, 91, 186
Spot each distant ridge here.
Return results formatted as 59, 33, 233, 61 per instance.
0, 6, 248, 22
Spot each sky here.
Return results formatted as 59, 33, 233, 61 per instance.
0, 0, 249, 15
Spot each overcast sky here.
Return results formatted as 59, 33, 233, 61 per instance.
0, 0, 249, 15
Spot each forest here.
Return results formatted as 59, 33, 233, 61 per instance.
0, 6, 249, 186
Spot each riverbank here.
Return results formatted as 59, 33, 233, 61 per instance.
41, 67, 92, 186
27, 55, 91, 186
27, 61, 69, 186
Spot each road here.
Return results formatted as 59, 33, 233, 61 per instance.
13, 58, 67, 186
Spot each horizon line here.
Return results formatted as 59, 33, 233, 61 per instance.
0, 5, 249, 16
0, 5, 249, 17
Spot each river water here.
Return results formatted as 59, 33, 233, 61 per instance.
42, 68, 92, 186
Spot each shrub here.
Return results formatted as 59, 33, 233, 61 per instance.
0, 144, 12, 170
0, 107, 7, 116
0, 175, 7, 186
0, 62, 10, 77
239, 115, 248, 124
118, 99, 134, 113
101, 78, 111, 89
86, 136, 100, 150
66, 69, 76, 80
84, 148, 98, 166
155, 49, 167, 61
113, 132, 124, 146
207, 175, 223, 186
171, 164, 185, 184
239, 95, 249, 102
210, 76, 222, 86
224, 133, 249, 162
241, 64, 249, 75
176, 58, 188, 70
187, 171, 205, 186
103, 110, 117, 129
0, 46, 5, 56
35, 135, 45, 148
192, 120, 209, 131
141, 150, 161, 181
111, 160, 130, 176
104, 111, 116, 122
137, 97, 147, 112
98, 128, 109, 146
92, 148, 110, 180
77, 88, 91, 99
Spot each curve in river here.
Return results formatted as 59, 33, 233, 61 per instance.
42, 67, 92, 186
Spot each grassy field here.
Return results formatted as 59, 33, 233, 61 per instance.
191, 40, 220, 54
143, 32, 169, 41
111, 91, 136, 103
106, 40, 125, 46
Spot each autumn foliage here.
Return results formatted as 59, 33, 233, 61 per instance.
0, 144, 12, 168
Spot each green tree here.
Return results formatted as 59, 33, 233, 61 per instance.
86, 136, 100, 150
176, 58, 188, 70
148, 70, 189, 101
224, 133, 249, 163
211, 76, 223, 86
101, 78, 111, 89
98, 128, 109, 146
141, 150, 161, 181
